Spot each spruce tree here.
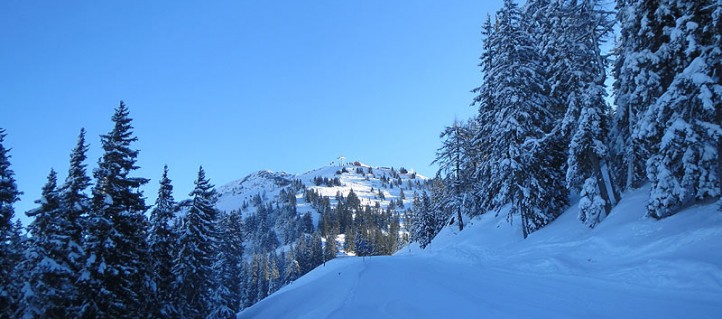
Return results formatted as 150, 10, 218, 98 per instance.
79, 101, 151, 318
0, 128, 22, 316
543, 0, 619, 225
638, 0, 722, 218
147, 165, 178, 318
18, 170, 69, 318
610, 0, 660, 191
171, 166, 219, 318
212, 210, 245, 316
476, 0, 566, 238
57, 128, 91, 315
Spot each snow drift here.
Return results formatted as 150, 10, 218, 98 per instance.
237, 187, 722, 318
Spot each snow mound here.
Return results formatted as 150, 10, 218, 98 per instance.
237, 187, 722, 318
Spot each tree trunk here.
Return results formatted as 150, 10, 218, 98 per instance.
590, 150, 612, 215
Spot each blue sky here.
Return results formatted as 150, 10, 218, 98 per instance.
1, 0, 502, 220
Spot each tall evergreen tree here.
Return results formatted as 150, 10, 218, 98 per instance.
18, 170, 71, 318
212, 210, 245, 317
0, 128, 22, 317
147, 165, 178, 318
79, 101, 151, 318
470, 15, 499, 215
637, 0, 722, 218
476, 0, 567, 238
547, 0, 619, 226
56, 128, 91, 315
171, 166, 219, 318
610, 0, 661, 191
433, 119, 474, 230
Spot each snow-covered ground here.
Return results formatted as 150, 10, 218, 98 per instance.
216, 163, 427, 226
237, 187, 722, 318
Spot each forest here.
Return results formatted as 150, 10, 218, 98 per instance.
0, 0, 720, 318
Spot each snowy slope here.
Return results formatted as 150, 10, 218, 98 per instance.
237, 187, 722, 319
216, 163, 427, 219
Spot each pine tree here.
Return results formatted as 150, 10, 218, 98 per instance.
410, 189, 443, 249
213, 210, 245, 316
57, 128, 90, 315
610, 0, 660, 191
242, 256, 260, 308
543, 0, 619, 226
171, 166, 219, 318
18, 170, 73, 318
0, 128, 23, 316
79, 101, 151, 318
147, 165, 178, 318
323, 227, 338, 263
475, 0, 566, 238
638, 0, 722, 218
433, 119, 474, 230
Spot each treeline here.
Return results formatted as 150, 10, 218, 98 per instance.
0, 102, 330, 318
306, 188, 404, 256
411, 0, 721, 246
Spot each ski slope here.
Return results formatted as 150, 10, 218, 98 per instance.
237, 187, 722, 318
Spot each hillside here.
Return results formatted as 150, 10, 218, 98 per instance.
216, 163, 428, 235
237, 187, 722, 318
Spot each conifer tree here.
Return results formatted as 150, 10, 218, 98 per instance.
637, 0, 722, 218
147, 165, 178, 318
434, 119, 474, 230
213, 210, 245, 316
45, 128, 92, 316
610, 0, 662, 191
18, 170, 71, 318
543, 0, 619, 225
475, 0, 566, 238
171, 166, 219, 318
0, 128, 23, 316
79, 101, 150, 318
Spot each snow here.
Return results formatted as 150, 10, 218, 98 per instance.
238, 187, 722, 318
216, 163, 427, 221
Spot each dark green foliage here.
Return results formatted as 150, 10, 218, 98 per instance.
80, 101, 151, 318
0, 128, 22, 316
18, 170, 74, 318
147, 166, 178, 318
172, 166, 219, 318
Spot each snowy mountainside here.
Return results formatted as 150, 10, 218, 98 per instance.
237, 187, 722, 318
216, 170, 296, 213
216, 163, 428, 219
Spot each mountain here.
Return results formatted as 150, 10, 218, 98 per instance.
216, 162, 428, 238
237, 187, 722, 318
213, 162, 432, 309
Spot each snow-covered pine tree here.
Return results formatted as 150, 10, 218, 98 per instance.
267, 251, 281, 295
18, 170, 69, 318
714, 0, 722, 212
79, 101, 151, 318
609, 0, 662, 191
0, 128, 23, 316
433, 119, 474, 230
147, 165, 178, 318
477, 0, 566, 238
410, 188, 444, 249
542, 0, 619, 226
470, 15, 498, 214
578, 178, 607, 227
57, 127, 90, 312
637, 0, 722, 218
171, 166, 219, 318
242, 256, 260, 308
211, 210, 245, 316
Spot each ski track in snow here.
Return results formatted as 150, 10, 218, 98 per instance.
238, 186, 722, 318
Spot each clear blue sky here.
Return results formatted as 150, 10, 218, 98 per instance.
1, 0, 502, 221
